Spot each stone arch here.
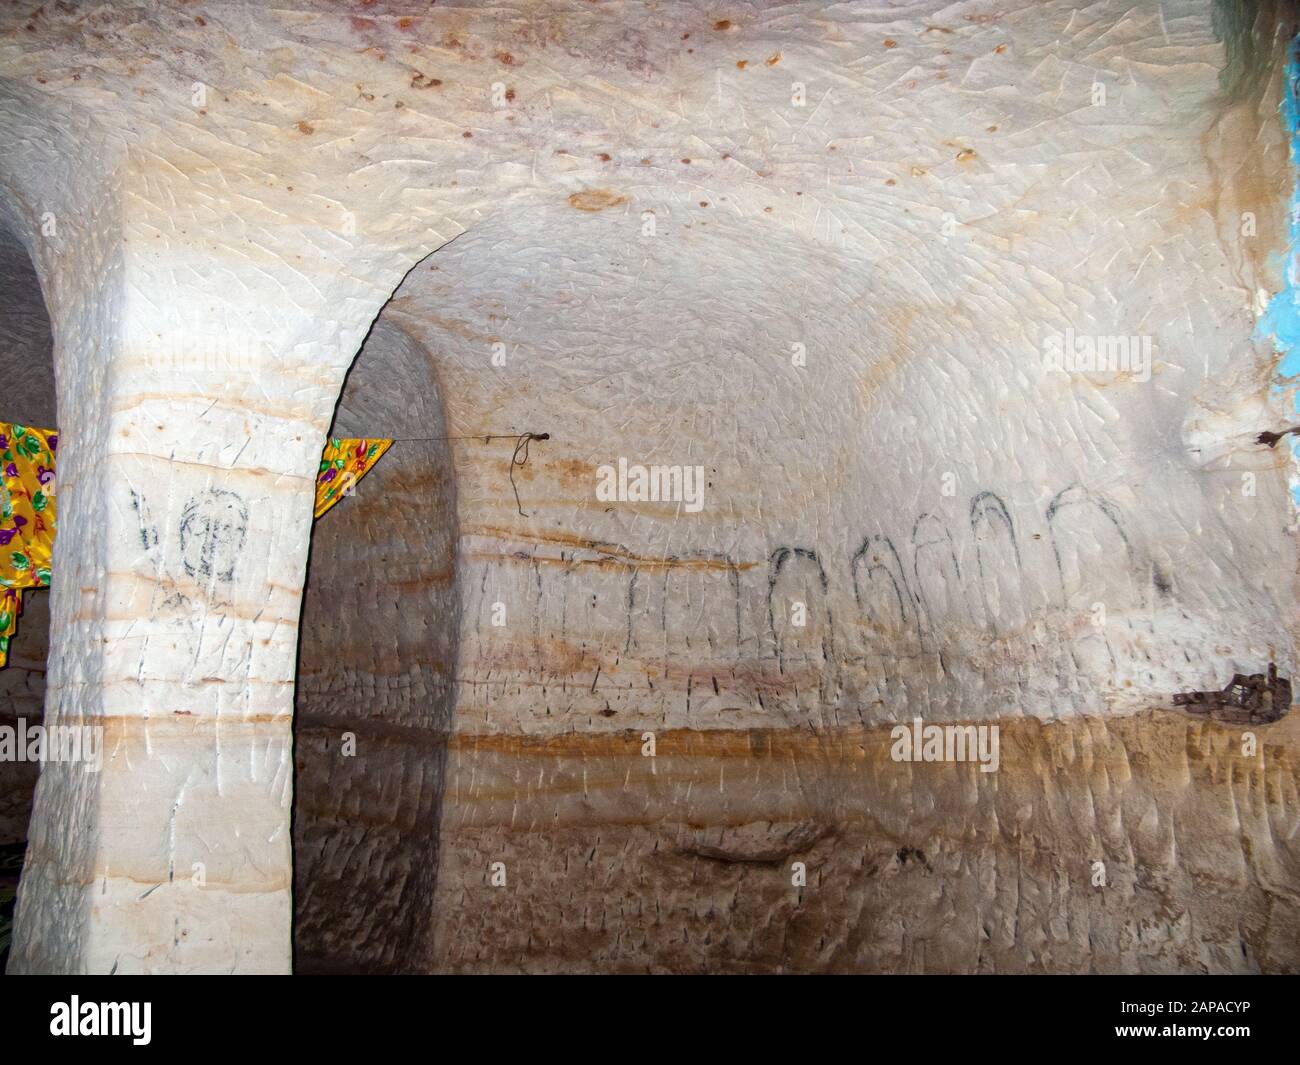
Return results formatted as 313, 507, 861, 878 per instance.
292, 318, 458, 974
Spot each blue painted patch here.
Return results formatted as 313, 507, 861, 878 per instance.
1256, 38, 1300, 503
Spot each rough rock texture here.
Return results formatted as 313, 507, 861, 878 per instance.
431, 716, 1300, 973
0, 0, 1298, 973
293, 320, 458, 973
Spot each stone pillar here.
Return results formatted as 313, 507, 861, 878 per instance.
0, 145, 427, 967
8, 308, 343, 972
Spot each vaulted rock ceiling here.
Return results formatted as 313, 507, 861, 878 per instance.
0, 0, 1298, 974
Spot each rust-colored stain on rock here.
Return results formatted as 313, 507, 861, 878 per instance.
567, 188, 628, 212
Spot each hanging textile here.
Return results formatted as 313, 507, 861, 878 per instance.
0, 429, 391, 667
314, 437, 393, 519
0, 586, 22, 667
0, 424, 57, 668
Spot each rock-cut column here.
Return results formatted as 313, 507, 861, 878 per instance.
2, 177, 410, 971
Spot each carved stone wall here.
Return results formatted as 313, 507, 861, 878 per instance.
0, 0, 1297, 973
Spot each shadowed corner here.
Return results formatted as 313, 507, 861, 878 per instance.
293, 313, 460, 974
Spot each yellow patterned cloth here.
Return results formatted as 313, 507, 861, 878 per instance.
314, 437, 393, 519
0, 424, 57, 668
0, 430, 390, 667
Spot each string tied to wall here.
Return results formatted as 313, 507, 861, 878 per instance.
381, 429, 553, 517
509, 432, 550, 517
0, 423, 554, 668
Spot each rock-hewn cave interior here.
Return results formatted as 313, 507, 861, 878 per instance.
1, 0, 1299, 981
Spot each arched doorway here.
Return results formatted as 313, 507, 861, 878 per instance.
293, 317, 459, 973
0, 222, 56, 968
